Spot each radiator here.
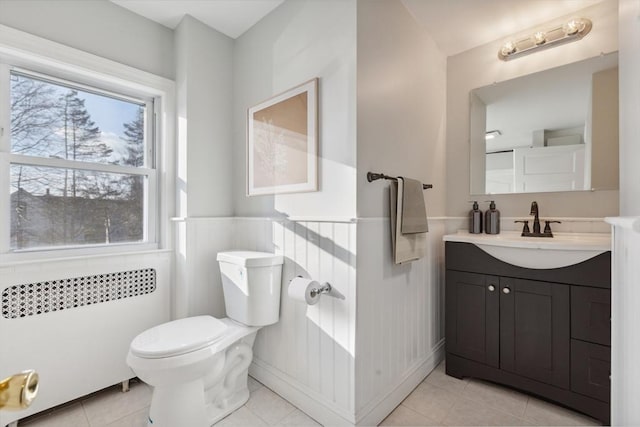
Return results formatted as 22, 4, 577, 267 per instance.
0, 252, 171, 427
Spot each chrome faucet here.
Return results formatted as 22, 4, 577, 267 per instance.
530, 201, 541, 234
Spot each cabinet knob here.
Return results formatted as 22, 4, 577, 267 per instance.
502, 287, 511, 294
488, 285, 495, 292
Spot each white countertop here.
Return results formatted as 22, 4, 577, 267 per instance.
443, 230, 611, 251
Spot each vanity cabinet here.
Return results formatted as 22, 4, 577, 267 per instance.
445, 242, 611, 424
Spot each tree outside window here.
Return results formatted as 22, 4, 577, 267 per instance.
9, 71, 151, 250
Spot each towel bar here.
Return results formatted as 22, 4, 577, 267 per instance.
367, 172, 433, 189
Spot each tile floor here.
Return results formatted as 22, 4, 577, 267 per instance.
18, 362, 601, 427
380, 362, 601, 426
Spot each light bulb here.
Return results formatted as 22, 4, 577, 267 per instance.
533, 31, 546, 45
563, 19, 585, 36
500, 41, 516, 57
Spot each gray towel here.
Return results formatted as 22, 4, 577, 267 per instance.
400, 177, 429, 234
390, 180, 426, 264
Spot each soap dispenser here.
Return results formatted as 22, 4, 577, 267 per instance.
469, 201, 483, 234
485, 200, 500, 234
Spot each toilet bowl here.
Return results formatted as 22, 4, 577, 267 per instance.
126, 251, 283, 427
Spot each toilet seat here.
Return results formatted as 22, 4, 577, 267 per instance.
131, 316, 228, 359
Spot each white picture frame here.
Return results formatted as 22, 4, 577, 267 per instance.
247, 78, 318, 196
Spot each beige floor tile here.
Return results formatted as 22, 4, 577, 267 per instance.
523, 397, 601, 426
20, 402, 89, 427
81, 381, 152, 426
105, 406, 149, 427
423, 362, 469, 394
443, 397, 533, 426
245, 386, 296, 425
461, 378, 529, 418
215, 406, 269, 427
16, 364, 607, 427
273, 408, 322, 426
401, 381, 458, 423
380, 404, 442, 426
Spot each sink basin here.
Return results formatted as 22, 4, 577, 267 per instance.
443, 231, 611, 269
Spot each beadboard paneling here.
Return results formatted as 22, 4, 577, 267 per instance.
240, 218, 358, 425
354, 218, 446, 424
178, 216, 446, 425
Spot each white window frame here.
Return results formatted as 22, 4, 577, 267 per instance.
0, 24, 175, 263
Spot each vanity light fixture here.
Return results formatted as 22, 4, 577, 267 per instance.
485, 130, 502, 140
498, 18, 592, 61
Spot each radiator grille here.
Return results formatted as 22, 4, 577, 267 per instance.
1, 268, 156, 319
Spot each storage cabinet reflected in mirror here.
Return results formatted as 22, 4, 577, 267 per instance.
469, 52, 619, 195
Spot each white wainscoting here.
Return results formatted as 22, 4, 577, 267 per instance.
175, 217, 358, 424
241, 218, 358, 426
177, 216, 447, 425
354, 218, 446, 425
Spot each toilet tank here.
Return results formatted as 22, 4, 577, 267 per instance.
216, 251, 284, 326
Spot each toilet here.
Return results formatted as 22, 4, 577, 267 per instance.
126, 251, 283, 427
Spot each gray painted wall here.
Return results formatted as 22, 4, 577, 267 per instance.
232, 0, 357, 219
0, 0, 175, 79
619, 0, 640, 216
175, 15, 234, 218
356, 0, 447, 218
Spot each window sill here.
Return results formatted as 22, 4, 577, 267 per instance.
0, 244, 172, 268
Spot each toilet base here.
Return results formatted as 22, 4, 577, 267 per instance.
204, 332, 256, 424
147, 378, 250, 427
137, 320, 258, 427
148, 380, 208, 427
206, 388, 249, 425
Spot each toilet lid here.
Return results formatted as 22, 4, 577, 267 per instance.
130, 316, 228, 359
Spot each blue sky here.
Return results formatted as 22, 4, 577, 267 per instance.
81, 91, 142, 137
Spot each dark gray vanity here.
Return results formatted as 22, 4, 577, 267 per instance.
444, 239, 611, 424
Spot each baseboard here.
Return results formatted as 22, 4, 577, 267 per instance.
250, 340, 445, 427
249, 359, 356, 426
355, 339, 445, 426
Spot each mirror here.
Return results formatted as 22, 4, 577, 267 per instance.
469, 52, 619, 195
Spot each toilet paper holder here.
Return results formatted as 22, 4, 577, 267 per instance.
291, 276, 346, 300
310, 282, 335, 299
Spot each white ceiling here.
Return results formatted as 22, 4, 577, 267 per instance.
112, 0, 606, 53
111, 0, 284, 39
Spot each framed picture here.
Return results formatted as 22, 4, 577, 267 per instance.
247, 78, 318, 196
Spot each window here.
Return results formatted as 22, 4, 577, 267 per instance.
3, 68, 157, 252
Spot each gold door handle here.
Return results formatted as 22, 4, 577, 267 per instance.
0, 370, 39, 411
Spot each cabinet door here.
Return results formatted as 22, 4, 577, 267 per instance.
446, 270, 499, 367
571, 286, 611, 346
500, 278, 570, 389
